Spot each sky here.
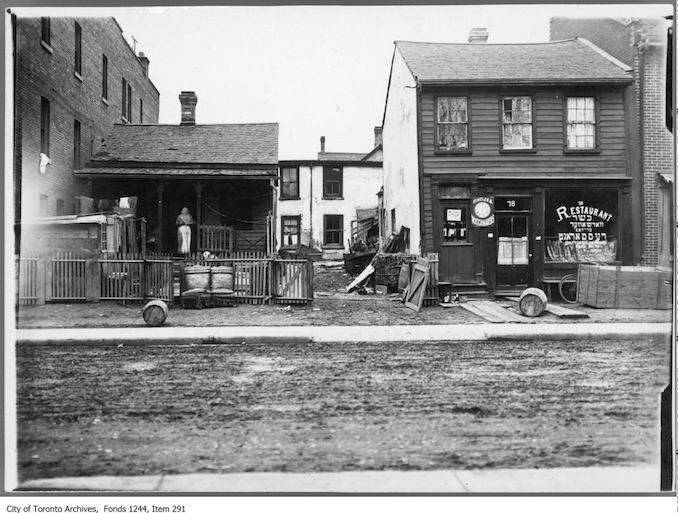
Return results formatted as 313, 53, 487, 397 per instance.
14, 3, 675, 159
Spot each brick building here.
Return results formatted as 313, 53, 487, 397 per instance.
550, 17, 674, 267
12, 14, 160, 250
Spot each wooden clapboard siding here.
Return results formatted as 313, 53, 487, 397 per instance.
420, 87, 628, 177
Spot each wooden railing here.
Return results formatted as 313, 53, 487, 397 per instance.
199, 225, 234, 254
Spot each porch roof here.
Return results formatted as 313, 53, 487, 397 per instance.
74, 167, 278, 178
90, 123, 279, 166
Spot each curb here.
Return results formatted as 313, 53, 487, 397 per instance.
15, 465, 660, 493
15, 323, 672, 346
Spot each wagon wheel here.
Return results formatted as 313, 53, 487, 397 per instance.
558, 273, 578, 304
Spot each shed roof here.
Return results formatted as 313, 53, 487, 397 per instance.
395, 38, 633, 84
90, 123, 279, 166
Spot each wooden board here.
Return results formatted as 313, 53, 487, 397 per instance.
460, 300, 530, 323
507, 297, 589, 319
404, 261, 429, 313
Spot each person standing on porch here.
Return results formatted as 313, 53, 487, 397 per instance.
176, 207, 194, 255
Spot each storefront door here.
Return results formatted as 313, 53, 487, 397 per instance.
439, 200, 475, 283
495, 213, 532, 288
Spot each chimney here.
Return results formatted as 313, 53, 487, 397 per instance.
320, 135, 326, 152
468, 27, 489, 44
374, 126, 383, 147
138, 52, 149, 77
179, 91, 198, 126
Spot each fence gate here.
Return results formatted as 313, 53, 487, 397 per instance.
17, 254, 40, 305
99, 253, 144, 301
143, 253, 173, 301
273, 258, 314, 304
49, 251, 88, 302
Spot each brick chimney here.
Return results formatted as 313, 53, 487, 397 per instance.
468, 27, 489, 44
179, 91, 198, 126
320, 135, 326, 152
374, 126, 383, 147
138, 52, 149, 77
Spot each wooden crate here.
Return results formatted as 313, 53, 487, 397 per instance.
577, 264, 672, 309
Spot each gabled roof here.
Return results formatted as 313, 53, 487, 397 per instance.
395, 38, 633, 85
90, 123, 279, 166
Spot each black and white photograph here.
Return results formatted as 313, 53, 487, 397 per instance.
4, 1, 676, 509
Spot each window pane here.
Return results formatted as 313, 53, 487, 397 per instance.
437, 124, 468, 150
438, 97, 467, 123
503, 123, 532, 148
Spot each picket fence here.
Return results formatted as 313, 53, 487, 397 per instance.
16, 251, 314, 305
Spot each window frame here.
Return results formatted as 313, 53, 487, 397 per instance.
323, 214, 344, 248
121, 78, 127, 121
39, 194, 49, 217
127, 83, 132, 122
74, 21, 82, 78
322, 166, 343, 199
434, 95, 472, 154
139, 98, 144, 123
40, 17, 52, 50
73, 119, 81, 170
102, 54, 108, 102
563, 95, 600, 153
40, 96, 50, 157
281, 215, 301, 247
280, 166, 300, 200
499, 95, 536, 152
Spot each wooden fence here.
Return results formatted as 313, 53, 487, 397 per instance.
50, 251, 88, 301
180, 255, 314, 305
16, 254, 40, 305
99, 252, 173, 302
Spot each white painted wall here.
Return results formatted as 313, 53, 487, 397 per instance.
276, 164, 383, 259
382, 47, 421, 254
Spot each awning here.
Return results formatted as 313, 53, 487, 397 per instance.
74, 167, 278, 178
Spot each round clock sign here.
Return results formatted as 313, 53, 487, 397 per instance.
471, 197, 494, 227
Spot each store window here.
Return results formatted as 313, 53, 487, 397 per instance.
281, 216, 301, 246
442, 206, 468, 242
544, 188, 618, 263
436, 96, 469, 151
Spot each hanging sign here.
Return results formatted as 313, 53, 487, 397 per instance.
471, 197, 494, 227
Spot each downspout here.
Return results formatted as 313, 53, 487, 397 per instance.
415, 81, 425, 255
638, 34, 647, 265
309, 164, 313, 247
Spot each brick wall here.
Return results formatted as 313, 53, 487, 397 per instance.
14, 16, 160, 225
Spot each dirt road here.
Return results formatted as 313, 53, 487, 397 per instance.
16, 336, 669, 481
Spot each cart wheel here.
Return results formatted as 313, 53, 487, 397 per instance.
558, 274, 578, 304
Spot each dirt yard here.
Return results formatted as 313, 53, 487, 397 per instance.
16, 336, 670, 481
15, 263, 672, 329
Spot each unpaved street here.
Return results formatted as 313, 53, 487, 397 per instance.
16, 336, 669, 481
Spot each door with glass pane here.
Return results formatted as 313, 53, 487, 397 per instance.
439, 200, 475, 283
495, 214, 531, 288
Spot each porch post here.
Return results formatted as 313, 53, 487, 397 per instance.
155, 181, 166, 253
193, 181, 204, 253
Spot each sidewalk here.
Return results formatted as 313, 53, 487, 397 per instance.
16, 465, 661, 493
15, 322, 672, 345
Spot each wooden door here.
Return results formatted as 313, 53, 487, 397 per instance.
495, 213, 532, 288
438, 200, 475, 283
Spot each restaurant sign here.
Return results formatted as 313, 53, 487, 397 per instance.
555, 201, 613, 241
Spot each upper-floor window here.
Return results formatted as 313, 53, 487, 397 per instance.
56, 198, 65, 216
566, 97, 596, 150
74, 22, 82, 76
127, 83, 133, 122
40, 97, 50, 156
39, 194, 49, 217
139, 98, 144, 123
102, 54, 108, 101
323, 215, 343, 247
73, 119, 81, 170
40, 17, 50, 46
280, 166, 299, 199
121, 78, 130, 122
501, 96, 533, 150
323, 166, 342, 199
436, 96, 469, 151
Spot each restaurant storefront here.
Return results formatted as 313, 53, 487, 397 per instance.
431, 177, 633, 295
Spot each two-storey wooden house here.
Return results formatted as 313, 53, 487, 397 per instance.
382, 33, 636, 295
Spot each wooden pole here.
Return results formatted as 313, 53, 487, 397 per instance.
155, 181, 166, 253
194, 181, 204, 253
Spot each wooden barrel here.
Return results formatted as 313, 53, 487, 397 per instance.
142, 300, 169, 327
518, 287, 548, 317
184, 265, 210, 291
211, 266, 234, 291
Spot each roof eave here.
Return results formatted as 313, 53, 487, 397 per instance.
418, 77, 633, 86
